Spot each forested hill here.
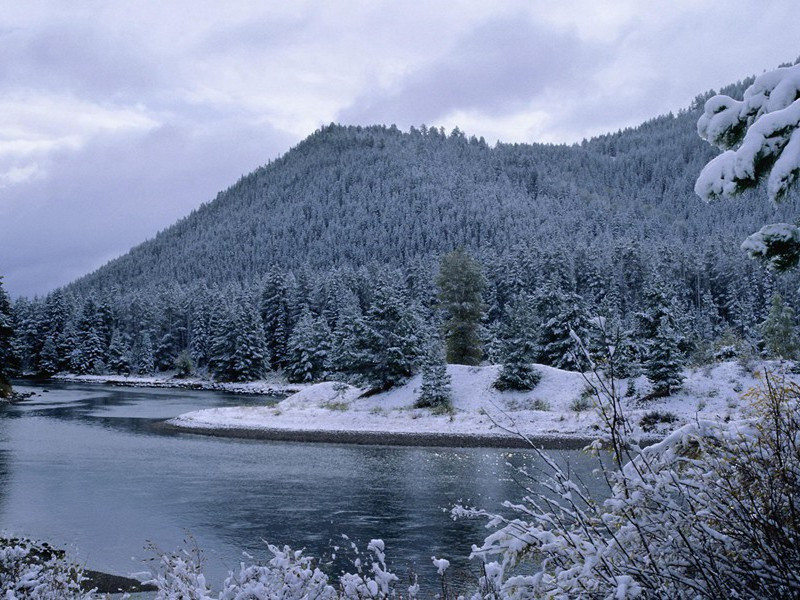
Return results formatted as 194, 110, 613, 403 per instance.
69, 77, 798, 295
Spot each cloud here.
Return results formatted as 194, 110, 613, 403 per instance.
1, 119, 293, 297
338, 15, 606, 129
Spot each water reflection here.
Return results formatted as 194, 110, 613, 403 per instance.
0, 381, 604, 594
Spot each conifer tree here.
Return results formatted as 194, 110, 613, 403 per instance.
437, 248, 484, 365
38, 337, 59, 376
416, 339, 452, 410
645, 316, 684, 397
133, 331, 156, 375
0, 277, 16, 396
107, 330, 132, 375
759, 293, 799, 359
494, 296, 541, 391
260, 271, 292, 369
537, 287, 591, 371
285, 306, 331, 383
359, 282, 422, 389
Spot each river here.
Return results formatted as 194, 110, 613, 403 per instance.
0, 381, 605, 594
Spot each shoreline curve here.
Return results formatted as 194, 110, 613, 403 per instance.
158, 421, 594, 450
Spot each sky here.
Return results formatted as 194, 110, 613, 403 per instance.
1, 1, 799, 298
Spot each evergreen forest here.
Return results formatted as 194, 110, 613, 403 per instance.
8, 74, 800, 390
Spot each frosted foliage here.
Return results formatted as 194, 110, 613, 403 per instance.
151, 540, 416, 600
458, 373, 800, 599
740, 222, 800, 270
0, 538, 91, 600
696, 63, 800, 202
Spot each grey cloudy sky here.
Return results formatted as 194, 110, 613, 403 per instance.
2, 0, 799, 298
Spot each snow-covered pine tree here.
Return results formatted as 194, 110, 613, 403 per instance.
347, 279, 423, 390
415, 339, 452, 411
106, 330, 132, 375
494, 295, 541, 391
76, 294, 107, 374
696, 61, 800, 270
133, 331, 156, 375
645, 315, 684, 397
228, 299, 269, 382
260, 270, 292, 369
37, 337, 59, 376
536, 286, 591, 371
437, 248, 484, 365
0, 277, 16, 396
329, 298, 374, 381
285, 306, 331, 383
759, 292, 799, 359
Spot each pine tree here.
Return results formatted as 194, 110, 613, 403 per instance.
759, 293, 799, 359
645, 316, 684, 397
494, 296, 541, 391
437, 248, 484, 365
133, 331, 156, 375
107, 330, 132, 375
416, 340, 452, 411
285, 306, 331, 383
329, 300, 377, 381
0, 277, 16, 396
229, 300, 268, 382
537, 286, 591, 371
359, 281, 423, 389
38, 337, 60, 376
260, 271, 292, 369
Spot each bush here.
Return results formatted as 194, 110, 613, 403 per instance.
569, 386, 594, 412
492, 364, 541, 392
0, 537, 90, 599
639, 410, 678, 432
460, 370, 800, 599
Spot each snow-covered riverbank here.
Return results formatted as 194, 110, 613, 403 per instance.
167, 361, 786, 446
53, 372, 307, 396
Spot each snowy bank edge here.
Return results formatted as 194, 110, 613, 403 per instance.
159, 420, 594, 449
51, 373, 304, 396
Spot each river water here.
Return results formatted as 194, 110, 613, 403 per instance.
0, 381, 605, 594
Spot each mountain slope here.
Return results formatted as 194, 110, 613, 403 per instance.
69, 76, 797, 296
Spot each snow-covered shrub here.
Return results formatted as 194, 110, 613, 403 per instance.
151, 538, 420, 600
458, 369, 800, 599
148, 543, 212, 600
492, 363, 541, 392
218, 543, 336, 600
0, 537, 91, 599
638, 409, 678, 432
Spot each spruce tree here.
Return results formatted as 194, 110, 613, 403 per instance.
285, 306, 331, 383
494, 296, 541, 391
107, 330, 132, 375
759, 293, 799, 360
37, 337, 60, 376
360, 281, 422, 389
416, 340, 452, 411
645, 316, 684, 397
260, 271, 292, 369
229, 300, 269, 382
437, 248, 484, 365
133, 331, 156, 375
0, 277, 16, 396
537, 286, 591, 371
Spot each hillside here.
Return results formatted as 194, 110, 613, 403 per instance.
68, 79, 798, 295
12, 69, 800, 384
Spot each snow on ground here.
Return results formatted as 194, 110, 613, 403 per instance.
168, 361, 793, 443
53, 372, 309, 396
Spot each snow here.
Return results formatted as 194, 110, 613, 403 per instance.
168, 361, 786, 444
53, 372, 309, 397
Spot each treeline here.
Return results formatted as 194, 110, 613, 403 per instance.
8, 240, 798, 392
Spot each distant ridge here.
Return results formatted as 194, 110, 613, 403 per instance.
69, 73, 796, 295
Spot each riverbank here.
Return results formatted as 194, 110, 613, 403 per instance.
168, 361, 784, 448
53, 373, 306, 397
